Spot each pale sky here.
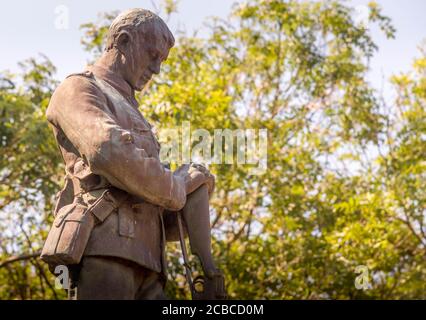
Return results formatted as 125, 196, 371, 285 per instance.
1, 0, 425, 100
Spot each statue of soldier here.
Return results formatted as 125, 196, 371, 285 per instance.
42, 8, 224, 300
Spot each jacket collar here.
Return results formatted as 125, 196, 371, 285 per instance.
87, 64, 138, 107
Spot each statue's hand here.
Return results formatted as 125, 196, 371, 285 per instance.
174, 163, 215, 195
189, 163, 215, 195
173, 163, 190, 178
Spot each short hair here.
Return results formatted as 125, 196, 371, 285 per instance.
105, 9, 175, 51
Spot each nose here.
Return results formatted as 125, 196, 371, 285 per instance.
150, 62, 161, 75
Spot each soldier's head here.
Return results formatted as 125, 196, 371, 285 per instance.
104, 9, 175, 91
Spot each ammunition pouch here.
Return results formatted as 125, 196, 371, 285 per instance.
41, 188, 128, 266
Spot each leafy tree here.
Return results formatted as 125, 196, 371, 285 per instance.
0, 0, 424, 299
0, 56, 64, 299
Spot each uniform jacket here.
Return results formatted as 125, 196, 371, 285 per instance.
45, 65, 187, 274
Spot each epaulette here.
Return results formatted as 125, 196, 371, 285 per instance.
66, 70, 94, 79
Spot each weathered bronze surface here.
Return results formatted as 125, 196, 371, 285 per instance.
42, 8, 224, 300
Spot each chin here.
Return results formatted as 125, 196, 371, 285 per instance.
131, 82, 143, 92
135, 79, 151, 92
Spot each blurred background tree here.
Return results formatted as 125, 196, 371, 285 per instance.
0, 0, 424, 299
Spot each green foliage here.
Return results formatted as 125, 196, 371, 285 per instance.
0, 56, 64, 299
0, 0, 424, 299
80, 11, 120, 61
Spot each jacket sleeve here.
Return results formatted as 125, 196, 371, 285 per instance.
46, 75, 186, 211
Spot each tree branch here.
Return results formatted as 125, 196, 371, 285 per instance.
0, 251, 41, 268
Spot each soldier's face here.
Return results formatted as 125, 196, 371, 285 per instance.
130, 24, 172, 91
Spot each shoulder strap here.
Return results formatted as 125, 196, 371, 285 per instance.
66, 70, 94, 80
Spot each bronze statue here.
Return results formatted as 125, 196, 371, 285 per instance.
41, 8, 225, 300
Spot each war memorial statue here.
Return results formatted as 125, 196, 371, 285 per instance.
40, 8, 226, 300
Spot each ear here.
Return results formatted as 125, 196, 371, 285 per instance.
115, 30, 132, 54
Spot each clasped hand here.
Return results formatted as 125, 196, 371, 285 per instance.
174, 163, 215, 195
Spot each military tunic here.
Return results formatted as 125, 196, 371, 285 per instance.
45, 65, 186, 274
